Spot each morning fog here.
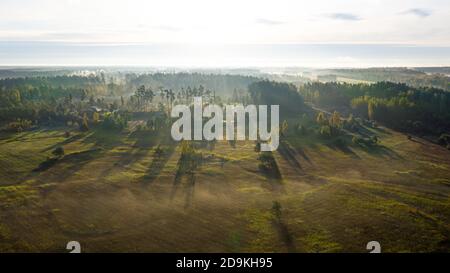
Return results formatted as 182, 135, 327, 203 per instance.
171, 97, 279, 151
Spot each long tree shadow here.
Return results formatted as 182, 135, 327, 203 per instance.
184, 173, 196, 209
170, 171, 197, 208
170, 169, 184, 200
41, 132, 88, 152
326, 141, 361, 159
33, 148, 103, 183
272, 220, 297, 252
141, 144, 177, 185
271, 201, 296, 252
170, 144, 203, 206
372, 126, 392, 135
81, 128, 126, 148
258, 152, 284, 192
278, 140, 303, 172
98, 130, 161, 178
3, 128, 54, 143
360, 144, 404, 160
296, 147, 312, 164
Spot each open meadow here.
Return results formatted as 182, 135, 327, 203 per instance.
1, 117, 449, 252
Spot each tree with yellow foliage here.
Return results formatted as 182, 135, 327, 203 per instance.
316, 112, 327, 125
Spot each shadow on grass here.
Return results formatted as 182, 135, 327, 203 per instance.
33, 148, 103, 182
272, 219, 297, 252
372, 126, 392, 135
170, 171, 198, 209
325, 141, 361, 159
141, 144, 176, 185
258, 152, 284, 192
184, 173, 196, 209
41, 132, 87, 152
360, 144, 403, 160
296, 147, 312, 164
278, 140, 303, 171
81, 128, 126, 148
98, 130, 162, 178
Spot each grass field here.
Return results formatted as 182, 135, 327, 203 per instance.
0, 122, 449, 252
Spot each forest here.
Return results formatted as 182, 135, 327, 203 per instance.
299, 81, 450, 141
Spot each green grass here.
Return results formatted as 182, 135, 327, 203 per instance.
0, 123, 449, 252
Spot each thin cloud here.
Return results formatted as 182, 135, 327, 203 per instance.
154, 25, 182, 32
401, 8, 432, 18
256, 18, 284, 25
325, 13, 362, 21
32, 32, 103, 42
137, 24, 182, 32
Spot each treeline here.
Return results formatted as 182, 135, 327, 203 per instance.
126, 73, 260, 97
0, 75, 105, 89
0, 76, 113, 127
248, 80, 306, 117
299, 81, 450, 136
330, 68, 449, 91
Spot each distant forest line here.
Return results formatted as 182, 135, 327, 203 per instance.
0, 71, 449, 147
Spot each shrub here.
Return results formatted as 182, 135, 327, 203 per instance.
4, 119, 33, 132
352, 136, 378, 147
333, 137, 346, 147
101, 112, 128, 131
258, 152, 281, 179
33, 157, 59, 172
319, 125, 332, 137
254, 142, 261, 152
297, 124, 307, 135
370, 135, 378, 144
154, 145, 164, 158
438, 134, 450, 146
80, 114, 89, 131
52, 146, 65, 157
272, 201, 282, 219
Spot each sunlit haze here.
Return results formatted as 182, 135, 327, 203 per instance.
1, 0, 449, 66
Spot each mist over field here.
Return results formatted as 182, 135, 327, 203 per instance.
0, 0, 449, 254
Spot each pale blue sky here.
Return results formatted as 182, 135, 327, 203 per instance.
0, 0, 449, 66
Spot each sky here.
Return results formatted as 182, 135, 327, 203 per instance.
0, 0, 449, 67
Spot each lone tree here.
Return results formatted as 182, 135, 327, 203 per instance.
272, 201, 282, 220
154, 145, 164, 158
80, 113, 89, 131
316, 112, 327, 125
281, 120, 289, 137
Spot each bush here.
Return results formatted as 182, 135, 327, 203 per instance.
438, 134, 450, 146
333, 137, 346, 147
4, 119, 33, 132
319, 125, 332, 137
370, 135, 378, 144
154, 145, 164, 158
101, 112, 128, 131
80, 114, 89, 131
272, 201, 282, 219
297, 124, 308, 135
258, 152, 281, 179
352, 135, 378, 147
33, 157, 59, 172
52, 146, 65, 157
254, 142, 261, 152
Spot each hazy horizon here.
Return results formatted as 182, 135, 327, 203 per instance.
1, 42, 450, 68
1, 0, 449, 67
